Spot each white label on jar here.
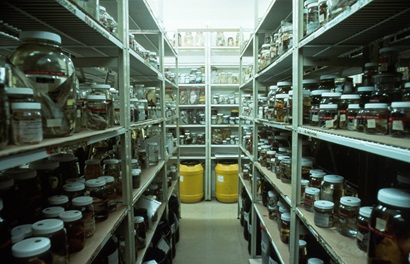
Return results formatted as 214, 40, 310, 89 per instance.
392, 120, 404, 131
314, 212, 330, 227
312, 115, 319, 122
15, 120, 43, 143
180, 175, 184, 182
357, 231, 364, 241
47, 118, 62, 127
340, 114, 346, 122
325, 119, 334, 128
217, 175, 224, 182
367, 119, 376, 128
375, 217, 387, 232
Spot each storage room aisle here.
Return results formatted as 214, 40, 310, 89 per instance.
174, 201, 249, 264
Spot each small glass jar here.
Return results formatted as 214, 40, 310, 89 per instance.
63, 182, 85, 202
59, 210, 84, 253
268, 204, 277, 220
134, 216, 146, 250
306, 0, 319, 35
318, 75, 337, 91
338, 94, 360, 129
71, 196, 95, 238
304, 187, 320, 212
274, 94, 289, 122
364, 103, 389, 135
12, 237, 53, 264
318, 104, 338, 129
49, 153, 79, 181
337, 196, 361, 237
280, 212, 291, 243
30, 159, 63, 197
299, 240, 308, 264
85, 179, 109, 222
84, 159, 102, 180
98, 176, 117, 212
347, 104, 362, 131
132, 169, 142, 189
279, 158, 292, 183
103, 159, 120, 194
314, 200, 335, 228
309, 171, 325, 188
356, 206, 373, 252
47, 195, 69, 209
389, 102, 410, 138
309, 90, 329, 126
318, 0, 328, 25
147, 142, 159, 166
378, 47, 398, 74
11, 102, 43, 145
42, 206, 65, 219
86, 94, 108, 130
321, 175, 344, 209
242, 169, 250, 180
357, 86, 375, 107
368, 188, 410, 263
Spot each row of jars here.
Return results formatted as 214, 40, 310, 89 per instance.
129, 34, 159, 70
212, 128, 238, 145
180, 109, 205, 125
179, 87, 206, 105
211, 70, 239, 84
179, 131, 205, 145
212, 93, 240, 105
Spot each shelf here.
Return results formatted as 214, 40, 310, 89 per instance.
132, 160, 166, 205
131, 119, 164, 129
240, 145, 254, 162
239, 173, 253, 201
255, 202, 290, 264
165, 78, 178, 89
255, 0, 292, 34
211, 124, 239, 128
210, 84, 240, 88
254, 162, 292, 207
130, 49, 163, 80
210, 46, 240, 50
255, 49, 293, 83
177, 156, 206, 160
296, 207, 367, 264
0, 127, 126, 171
210, 104, 240, 108
179, 125, 206, 128
240, 78, 253, 90
177, 46, 206, 50
70, 205, 128, 264
256, 119, 292, 131
298, 126, 410, 162
240, 33, 254, 57
180, 145, 206, 148
211, 144, 239, 148
179, 104, 206, 108
178, 83, 206, 87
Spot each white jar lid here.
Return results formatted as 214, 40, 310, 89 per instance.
311, 89, 330, 96
276, 94, 289, 99
131, 159, 139, 164
365, 62, 378, 68
301, 159, 313, 167
303, 90, 311, 96
314, 200, 334, 209
303, 79, 318, 84
85, 159, 100, 165
321, 92, 342, 98
379, 47, 398, 54
348, 104, 361, 110
72, 196, 93, 207
134, 216, 144, 224
132, 169, 142, 176
310, 169, 324, 174
269, 85, 278, 90
104, 159, 119, 165
42, 207, 65, 218
277, 155, 290, 161
30, 159, 59, 170
11, 102, 41, 110
5, 168, 37, 180
12, 237, 51, 258
5, 88, 34, 96
299, 240, 307, 247
341, 94, 360, 100
48, 195, 69, 205
357, 86, 375, 92
281, 212, 291, 221
305, 187, 320, 195
86, 179, 106, 188
279, 206, 288, 214
267, 151, 276, 155
20, 31, 61, 44
50, 153, 77, 162
12, 224, 33, 238
310, 172, 325, 178
99, 176, 114, 183
87, 94, 106, 100
60, 210, 82, 222
320, 74, 337, 80
340, 196, 361, 207
11, 231, 25, 244
364, 103, 388, 109
359, 206, 373, 218
32, 219, 64, 235
301, 179, 310, 186
130, 98, 139, 102
63, 182, 85, 192
404, 82, 410, 88
319, 104, 338, 109
91, 84, 111, 89
277, 81, 291, 86
268, 190, 276, 198
324, 175, 344, 183
308, 258, 324, 264
391, 102, 410, 108
377, 188, 410, 208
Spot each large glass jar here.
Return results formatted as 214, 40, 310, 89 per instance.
30, 159, 62, 197
318, 104, 338, 129
338, 94, 360, 129
314, 200, 335, 228
9, 31, 77, 138
49, 153, 79, 181
86, 95, 108, 130
90, 84, 113, 128
364, 103, 389, 135
71, 196, 95, 238
306, 0, 320, 35
337, 196, 361, 237
98, 176, 117, 212
347, 104, 362, 131
85, 179, 109, 222
280, 212, 291, 243
309, 90, 330, 126
84, 159, 102, 181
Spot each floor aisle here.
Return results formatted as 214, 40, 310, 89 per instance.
173, 200, 250, 264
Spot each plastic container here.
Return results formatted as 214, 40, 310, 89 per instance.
314, 200, 335, 228
11, 102, 42, 145
389, 102, 410, 138
356, 206, 373, 252
72, 196, 95, 238
215, 160, 239, 203
180, 160, 204, 203
85, 179, 109, 222
12, 237, 53, 264
59, 210, 84, 253
337, 196, 361, 237
364, 103, 389, 135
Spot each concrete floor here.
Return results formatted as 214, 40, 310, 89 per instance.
173, 200, 250, 264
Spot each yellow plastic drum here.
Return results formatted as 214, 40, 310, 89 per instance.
215, 160, 238, 203
180, 160, 204, 203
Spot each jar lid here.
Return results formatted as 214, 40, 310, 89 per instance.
308, 258, 324, 264
104, 159, 119, 165
340, 196, 361, 207
305, 187, 320, 195
314, 200, 334, 209
132, 169, 142, 176
301, 159, 313, 167
359, 206, 373, 218
279, 205, 288, 213
340, 94, 360, 100
320, 74, 337, 80
12, 224, 33, 238
5, 87, 34, 96
129, 104, 135, 108
277, 81, 291, 86
310, 169, 324, 174
321, 92, 342, 98
50, 153, 77, 162
41, 206, 64, 218
275, 94, 289, 99
364, 103, 388, 109
259, 96, 268, 101
262, 145, 271, 149
85, 159, 100, 165
30, 159, 59, 170
348, 104, 361, 109
299, 240, 307, 247
281, 212, 291, 221
310, 172, 325, 178
269, 85, 278, 90
20, 30, 61, 44
131, 159, 139, 164
404, 82, 410, 88
138, 99, 148, 103
379, 47, 398, 54
357, 86, 375, 92
377, 188, 410, 208
277, 155, 290, 161
32, 218, 64, 235
303, 90, 311, 96
63, 182, 85, 192
48, 195, 69, 205
87, 94, 106, 100
324, 175, 344, 183
364, 62, 378, 68
319, 104, 338, 109
11, 231, 25, 244
11, 102, 41, 110
72, 196, 93, 206
303, 79, 318, 84
310, 89, 330, 96
397, 171, 410, 184
99, 176, 114, 183
5, 168, 37, 180
12, 237, 51, 258
85, 179, 106, 188
261, 44, 270, 48
391, 102, 410, 108
267, 151, 276, 155
301, 179, 309, 186
134, 216, 144, 224
130, 98, 139, 102
281, 158, 291, 164
59, 210, 82, 222
0, 175, 14, 189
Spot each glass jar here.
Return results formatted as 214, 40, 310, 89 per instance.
347, 104, 361, 131
356, 206, 373, 252
274, 94, 289, 122
314, 200, 335, 228
63, 182, 85, 202
103, 159, 120, 193
47, 195, 69, 209
363, 62, 379, 86
86, 94, 108, 130
49, 153, 79, 181
30, 159, 63, 197
320, 92, 341, 104
337, 196, 361, 237
318, 0, 328, 25
320, 175, 344, 209
9, 31, 77, 138
147, 142, 159, 166
368, 188, 410, 263
84, 159, 102, 180
309, 90, 328, 126
390, 102, 410, 138
378, 47, 398, 74
59, 210, 84, 253
357, 86, 375, 107
85, 179, 109, 222
216, 32, 225, 46
309, 171, 325, 188
318, 104, 338, 129
98, 176, 116, 212
338, 94, 360, 129
71, 196, 95, 238
299, 240, 308, 264
280, 22, 293, 55
132, 169, 142, 189
184, 32, 193, 46
268, 204, 277, 220
11, 102, 42, 145
356, 107, 367, 133
279, 158, 292, 183
280, 212, 291, 243
364, 103, 389, 135
306, 0, 319, 35
318, 75, 337, 91
304, 187, 320, 212
12, 237, 53, 264
32, 218, 68, 263
301, 159, 313, 180
90, 84, 113, 128
301, 179, 310, 203
403, 82, 410, 101
42, 206, 65, 219
134, 216, 146, 250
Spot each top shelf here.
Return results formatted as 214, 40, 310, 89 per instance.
256, 0, 292, 33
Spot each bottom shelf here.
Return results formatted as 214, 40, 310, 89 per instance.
249, 259, 262, 264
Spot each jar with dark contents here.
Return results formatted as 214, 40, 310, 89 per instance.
372, 74, 400, 102
63, 183, 85, 203
309, 90, 330, 126
71, 196, 95, 238
47, 195, 69, 209
12, 237, 53, 264
49, 153, 79, 181
356, 206, 373, 252
356, 107, 367, 133
32, 219, 68, 263
395, 172, 410, 190
364, 103, 389, 135
274, 94, 289, 123
11, 102, 43, 145
132, 169, 141, 189
337, 196, 361, 237
320, 175, 344, 209
302, 90, 312, 125
85, 179, 109, 222
299, 240, 308, 264
318, 0, 328, 26
42, 206, 65, 219
362, 62, 378, 86
309, 170, 325, 188
137, 149, 147, 169
314, 200, 335, 228
84, 159, 102, 181
318, 104, 338, 129
389, 102, 410, 138
301, 179, 310, 203
268, 204, 277, 220
357, 86, 375, 107
318, 75, 337, 91
301, 159, 313, 180
378, 47, 398, 74
59, 210, 84, 253
338, 94, 360, 129
98, 176, 117, 212
347, 104, 362, 131
402, 82, 410, 101
279, 158, 292, 183
368, 188, 410, 264
304, 187, 320, 212
334, 77, 353, 94
303, 79, 319, 91
134, 216, 146, 250
280, 212, 291, 243
30, 159, 63, 197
